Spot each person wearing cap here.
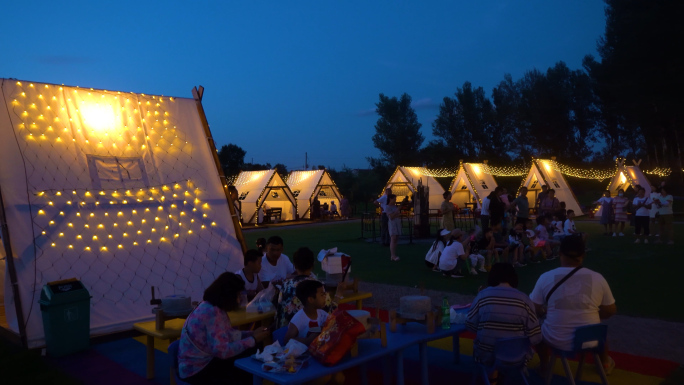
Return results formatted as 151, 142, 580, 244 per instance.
530, 236, 617, 375
438, 229, 469, 278
425, 229, 452, 271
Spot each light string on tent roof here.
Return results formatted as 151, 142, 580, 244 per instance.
232, 170, 270, 187
643, 168, 676, 177
480, 164, 527, 177
286, 170, 319, 187
401, 166, 457, 178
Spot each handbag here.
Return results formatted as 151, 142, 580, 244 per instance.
308, 309, 366, 366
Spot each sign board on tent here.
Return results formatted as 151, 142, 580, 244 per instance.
0, 79, 245, 348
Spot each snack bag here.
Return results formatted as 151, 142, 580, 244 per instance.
308, 309, 366, 366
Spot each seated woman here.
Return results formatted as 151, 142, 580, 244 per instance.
178, 272, 270, 384
466, 264, 542, 379
275, 247, 339, 328
425, 229, 452, 270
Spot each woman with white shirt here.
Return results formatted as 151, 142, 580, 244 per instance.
632, 187, 652, 244
653, 186, 674, 244
594, 190, 615, 236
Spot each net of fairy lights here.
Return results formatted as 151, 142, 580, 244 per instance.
3, 80, 240, 310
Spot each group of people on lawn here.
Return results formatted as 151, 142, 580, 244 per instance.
594, 183, 675, 244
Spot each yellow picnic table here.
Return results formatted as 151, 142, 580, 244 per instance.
132, 308, 275, 384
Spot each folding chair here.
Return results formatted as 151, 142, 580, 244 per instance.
472, 337, 531, 385
545, 324, 609, 385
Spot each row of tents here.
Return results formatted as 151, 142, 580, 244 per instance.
0, 78, 655, 349
235, 159, 653, 224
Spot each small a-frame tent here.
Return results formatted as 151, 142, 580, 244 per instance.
0, 79, 246, 348
520, 158, 583, 216
606, 159, 651, 196
233, 170, 297, 224
286, 170, 342, 219
595, 159, 651, 215
383, 167, 445, 211
449, 162, 498, 209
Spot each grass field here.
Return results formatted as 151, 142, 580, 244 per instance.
244, 219, 684, 322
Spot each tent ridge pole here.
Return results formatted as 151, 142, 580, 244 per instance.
0, 187, 28, 348
191, 86, 247, 253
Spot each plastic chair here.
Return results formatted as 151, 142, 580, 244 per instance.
273, 325, 288, 345
545, 324, 609, 385
168, 340, 192, 385
472, 337, 531, 385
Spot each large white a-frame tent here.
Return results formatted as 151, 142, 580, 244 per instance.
0, 79, 246, 348
286, 170, 341, 219
449, 162, 498, 209
520, 158, 583, 216
383, 167, 445, 211
606, 158, 651, 196
595, 158, 651, 216
233, 170, 297, 224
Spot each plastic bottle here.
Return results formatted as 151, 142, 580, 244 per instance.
442, 296, 450, 329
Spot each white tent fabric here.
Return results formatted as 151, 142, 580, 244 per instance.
233, 170, 296, 223
0, 79, 244, 347
383, 167, 446, 211
286, 170, 341, 219
449, 163, 498, 209
596, 159, 651, 215
520, 159, 583, 216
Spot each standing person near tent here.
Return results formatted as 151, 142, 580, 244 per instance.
312, 197, 321, 220
488, 187, 506, 233
441, 191, 456, 231
374, 188, 392, 246
480, 191, 492, 230
258, 236, 295, 287
594, 190, 615, 236
653, 186, 674, 244
228, 185, 242, 225
385, 194, 402, 261
500, 187, 512, 229
539, 189, 560, 217
612, 188, 629, 236
511, 187, 530, 227
633, 187, 652, 244
340, 195, 352, 219
649, 184, 661, 239
535, 185, 549, 214
178, 272, 270, 384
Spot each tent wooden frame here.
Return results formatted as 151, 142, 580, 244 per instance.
286, 170, 342, 219
448, 161, 498, 209
236, 170, 297, 224
519, 158, 583, 216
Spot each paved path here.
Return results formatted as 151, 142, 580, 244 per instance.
357, 281, 684, 364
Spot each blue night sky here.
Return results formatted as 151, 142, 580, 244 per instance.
1, 1, 606, 170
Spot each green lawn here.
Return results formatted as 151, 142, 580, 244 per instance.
244, 219, 684, 322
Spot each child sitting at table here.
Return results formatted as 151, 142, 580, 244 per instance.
285, 280, 345, 385
235, 249, 264, 301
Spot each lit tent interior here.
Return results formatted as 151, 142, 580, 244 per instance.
0, 79, 245, 347
448, 162, 498, 210
520, 158, 583, 216
383, 167, 446, 211
233, 170, 297, 224
595, 158, 651, 215
286, 170, 342, 219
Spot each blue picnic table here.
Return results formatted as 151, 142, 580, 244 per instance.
235, 322, 467, 385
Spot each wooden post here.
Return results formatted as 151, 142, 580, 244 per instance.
0, 187, 28, 347
191, 86, 247, 253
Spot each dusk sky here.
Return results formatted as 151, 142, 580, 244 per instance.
1, 1, 607, 170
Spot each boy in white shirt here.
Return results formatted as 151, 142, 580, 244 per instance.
258, 236, 295, 286
285, 280, 329, 344
632, 187, 652, 244
563, 210, 588, 244
439, 229, 468, 278
235, 249, 263, 300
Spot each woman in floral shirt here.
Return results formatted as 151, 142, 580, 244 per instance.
275, 247, 340, 328
178, 272, 270, 384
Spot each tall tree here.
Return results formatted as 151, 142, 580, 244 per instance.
592, 0, 684, 181
274, 163, 288, 176
218, 143, 246, 176
368, 93, 424, 168
492, 74, 527, 161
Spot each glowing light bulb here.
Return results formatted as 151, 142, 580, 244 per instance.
77, 235, 82, 239
85, 246, 91, 251
38, 209, 45, 215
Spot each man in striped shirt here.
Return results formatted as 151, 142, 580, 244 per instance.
466, 263, 542, 368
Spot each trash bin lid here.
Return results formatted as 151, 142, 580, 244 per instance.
40, 278, 91, 305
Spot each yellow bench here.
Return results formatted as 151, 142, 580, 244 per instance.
132, 309, 275, 384
336, 291, 372, 309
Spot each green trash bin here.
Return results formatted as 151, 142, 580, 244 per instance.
39, 278, 91, 357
